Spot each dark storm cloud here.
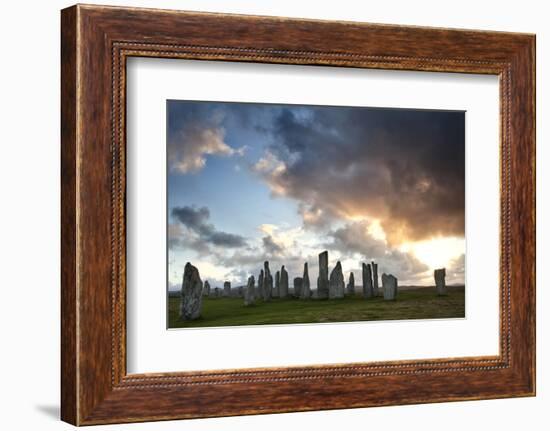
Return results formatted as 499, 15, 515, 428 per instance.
171, 206, 210, 232
207, 231, 248, 247
259, 106, 465, 244
171, 206, 247, 248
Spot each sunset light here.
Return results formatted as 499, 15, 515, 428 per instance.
401, 237, 465, 271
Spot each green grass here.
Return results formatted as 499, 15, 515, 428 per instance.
168, 286, 465, 328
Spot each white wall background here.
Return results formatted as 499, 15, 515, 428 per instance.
0, 1, 546, 429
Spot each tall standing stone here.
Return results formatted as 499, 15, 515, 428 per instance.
257, 269, 264, 300
434, 268, 447, 296
223, 281, 231, 297
203, 280, 211, 297
179, 262, 203, 320
382, 273, 398, 300
244, 275, 255, 306
346, 272, 355, 296
329, 261, 345, 299
317, 251, 329, 299
362, 263, 374, 298
280, 266, 289, 298
301, 262, 311, 299
273, 270, 280, 298
263, 261, 273, 301
293, 277, 303, 298
371, 261, 379, 297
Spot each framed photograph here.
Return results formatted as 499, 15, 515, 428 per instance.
61, 4, 535, 425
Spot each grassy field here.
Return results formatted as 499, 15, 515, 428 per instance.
168, 286, 465, 329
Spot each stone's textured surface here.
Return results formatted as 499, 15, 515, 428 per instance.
203, 280, 211, 297
263, 261, 273, 301
280, 266, 289, 298
179, 262, 203, 320
329, 261, 345, 299
301, 262, 311, 299
362, 263, 374, 298
244, 275, 255, 306
434, 268, 447, 296
371, 261, 379, 297
317, 251, 329, 299
346, 272, 355, 296
382, 273, 398, 300
223, 281, 231, 297
257, 269, 264, 300
273, 271, 280, 298
293, 277, 303, 298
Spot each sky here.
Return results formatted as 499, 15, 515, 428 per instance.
167, 100, 465, 290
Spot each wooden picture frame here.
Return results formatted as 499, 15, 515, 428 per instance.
61, 4, 535, 425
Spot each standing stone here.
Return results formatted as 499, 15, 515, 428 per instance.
263, 261, 273, 301
371, 261, 379, 297
213, 287, 221, 298
382, 273, 398, 300
329, 261, 345, 299
293, 277, 303, 298
257, 269, 264, 300
273, 270, 280, 298
346, 272, 355, 296
362, 263, 374, 298
301, 262, 311, 299
223, 281, 231, 297
179, 262, 203, 320
280, 266, 289, 298
317, 251, 329, 299
434, 268, 447, 296
203, 280, 211, 297
237, 286, 244, 298
244, 275, 255, 306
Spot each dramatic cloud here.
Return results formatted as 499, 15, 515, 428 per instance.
329, 221, 387, 257
171, 206, 247, 248
325, 220, 429, 283
166, 101, 465, 287
298, 203, 330, 229
171, 206, 210, 231
258, 107, 465, 244
167, 102, 245, 174
205, 223, 321, 285
262, 235, 285, 256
